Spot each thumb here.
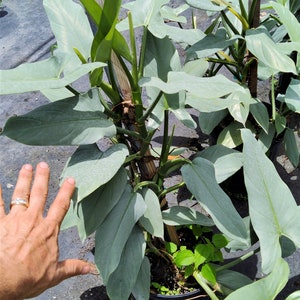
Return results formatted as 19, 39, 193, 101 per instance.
57, 259, 98, 280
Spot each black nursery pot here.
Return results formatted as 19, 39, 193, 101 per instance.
149, 289, 209, 300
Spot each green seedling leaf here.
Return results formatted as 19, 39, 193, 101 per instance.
95, 187, 146, 283
2, 89, 115, 145
182, 157, 250, 249
225, 259, 289, 300
139, 188, 164, 238
212, 234, 228, 248
162, 206, 214, 227
166, 242, 178, 254
106, 226, 146, 300
201, 263, 216, 285
61, 143, 128, 202
284, 128, 300, 168
242, 129, 300, 273
175, 249, 195, 267
194, 244, 214, 268
245, 27, 297, 74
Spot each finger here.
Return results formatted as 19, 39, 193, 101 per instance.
28, 162, 50, 214
11, 164, 33, 212
46, 177, 76, 226
0, 185, 6, 217
56, 259, 94, 281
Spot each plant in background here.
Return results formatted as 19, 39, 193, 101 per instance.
186, 0, 300, 168
0, 0, 300, 299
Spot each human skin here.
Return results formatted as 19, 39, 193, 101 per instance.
0, 162, 94, 299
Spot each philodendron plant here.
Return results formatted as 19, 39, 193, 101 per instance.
186, 0, 300, 167
0, 0, 299, 299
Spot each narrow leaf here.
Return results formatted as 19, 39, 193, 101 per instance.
250, 100, 270, 134
139, 188, 164, 238
284, 128, 299, 168
106, 226, 146, 300
131, 257, 151, 300
95, 187, 147, 282
181, 158, 250, 248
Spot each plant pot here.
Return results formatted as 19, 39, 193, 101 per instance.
149, 289, 209, 300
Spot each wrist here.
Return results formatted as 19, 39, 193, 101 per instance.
0, 253, 24, 300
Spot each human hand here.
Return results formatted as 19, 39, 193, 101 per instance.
0, 162, 94, 300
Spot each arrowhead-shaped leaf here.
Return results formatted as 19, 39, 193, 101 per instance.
245, 27, 297, 74
195, 145, 243, 183
61, 143, 128, 202
0, 54, 104, 95
2, 89, 115, 145
242, 129, 300, 273
43, 0, 93, 72
225, 259, 289, 300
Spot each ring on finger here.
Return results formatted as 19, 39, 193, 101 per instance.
10, 198, 29, 209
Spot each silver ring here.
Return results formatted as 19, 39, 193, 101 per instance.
10, 198, 29, 208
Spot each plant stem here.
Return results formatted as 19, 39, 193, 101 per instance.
116, 126, 143, 140
139, 91, 163, 123
271, 74, 276, 122
160, 110, 170, 166
193, 271, 219, 300
159, 181, 186, 199
215, 248, 258, 272
128, 12, 138, 84
138, 26, 148, 79
65, 85, 80, 95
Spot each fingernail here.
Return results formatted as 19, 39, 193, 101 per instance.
82, 265, 91, 274
87, 263, 99, 275
23, 164, 33, 171
39, 162, 49, 169
67, 177, 75, 185
82, 263, 99, 275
